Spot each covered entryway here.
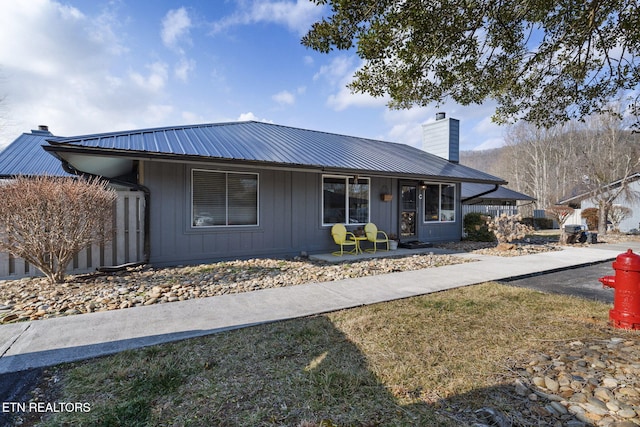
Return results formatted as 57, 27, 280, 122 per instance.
399, 182, 419, 242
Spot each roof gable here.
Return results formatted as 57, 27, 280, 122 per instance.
0, 130, 71, 178
46, 121, 505, 184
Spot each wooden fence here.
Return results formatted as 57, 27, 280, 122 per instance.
0, 190, 146, 280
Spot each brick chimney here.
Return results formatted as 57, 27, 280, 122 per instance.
422, 113, 459, 163
32, 125, 52, 136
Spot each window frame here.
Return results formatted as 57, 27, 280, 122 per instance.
423, 182, 457, 223
191, 168, 259, 228
321, 175, 371, 226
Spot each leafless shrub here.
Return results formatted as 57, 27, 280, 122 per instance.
0, 175, 117, 283
609, 205, 632, 232
546, 205, 575, 244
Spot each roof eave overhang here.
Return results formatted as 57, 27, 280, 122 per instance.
43, 145, 506, 185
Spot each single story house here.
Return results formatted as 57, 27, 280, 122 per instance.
558, 173, 640, 232
2, 116, 506, 267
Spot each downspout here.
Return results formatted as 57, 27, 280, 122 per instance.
461, 184, 500, 203
460, 184, 499, 239
61, 161, 151, 266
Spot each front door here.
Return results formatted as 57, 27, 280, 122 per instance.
400, 183, 418, 240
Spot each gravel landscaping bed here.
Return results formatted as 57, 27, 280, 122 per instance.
4, 235, 635, 325
3, 234, 638, 325
0, 253, 473, 324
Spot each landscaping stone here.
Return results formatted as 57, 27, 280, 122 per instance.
512, 337, 640, 426
0, 253, 474, 323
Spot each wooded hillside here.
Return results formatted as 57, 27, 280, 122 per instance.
459, 112, 640, 216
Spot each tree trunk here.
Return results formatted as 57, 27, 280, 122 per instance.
559, 230, 568, 244
597, 204, 608, 235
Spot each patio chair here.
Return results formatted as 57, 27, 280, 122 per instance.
364, 222, 389, 253
331, 224, 358, 256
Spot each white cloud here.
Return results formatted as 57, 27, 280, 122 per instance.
174, 58, 196, 82
162, 7, 192, 53
313, 56, 354, 82
211, 0, 325, 35
327, 87, 388, 111
0, 1, 179, 145
272, 90, 295, 105
238, 112, 259, 121
381, 107, 433, 148
130, 62, 169, 93
313, 55, 389, 111
237, 112, 274, 123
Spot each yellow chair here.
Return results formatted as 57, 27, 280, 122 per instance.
364, 223, 389, 253
331, 224, 358, 256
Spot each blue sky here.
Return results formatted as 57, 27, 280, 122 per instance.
0, 0, 506, 151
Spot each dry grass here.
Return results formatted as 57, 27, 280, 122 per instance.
34, 282, 636, 427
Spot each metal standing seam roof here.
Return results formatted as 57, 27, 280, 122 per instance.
0, 129, 71, 177
461, 182, 536, 202
45, 121, 506, 184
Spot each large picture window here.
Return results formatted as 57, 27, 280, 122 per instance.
424, 183, 456, 222
322, 176, 370, 225
192, 169, 258, 227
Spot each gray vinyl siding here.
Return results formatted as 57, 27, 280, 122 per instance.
143, 161, 461, 266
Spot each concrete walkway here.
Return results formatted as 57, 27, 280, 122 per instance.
1, 242, 638, 374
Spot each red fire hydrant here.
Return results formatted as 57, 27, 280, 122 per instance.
599, 249, 640, 330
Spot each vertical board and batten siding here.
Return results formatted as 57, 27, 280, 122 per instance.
0, 191, 145, 280
416, 182, 463, 242
144, 161, 461, 267
145, 162, 329, 265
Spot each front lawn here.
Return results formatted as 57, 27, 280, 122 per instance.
29, 282, 634, 427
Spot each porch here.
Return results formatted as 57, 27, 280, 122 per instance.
309, 245, 462, 263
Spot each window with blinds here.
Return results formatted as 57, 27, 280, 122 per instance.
192, 169, 258, 227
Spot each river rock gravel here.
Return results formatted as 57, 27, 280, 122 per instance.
0, 253, 472, 324
506, 337, 640, 427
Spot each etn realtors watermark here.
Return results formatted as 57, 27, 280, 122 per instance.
2, 401, 91, 413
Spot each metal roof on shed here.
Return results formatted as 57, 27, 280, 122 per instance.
0, 129, 70, 177
462, 183, 535, 202
46, 121, 505, 184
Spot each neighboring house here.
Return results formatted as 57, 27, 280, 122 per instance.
0, 126, 71, 178
461, 182, 535, 217
558, 173, 640, 232
3, 116, 506, 268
